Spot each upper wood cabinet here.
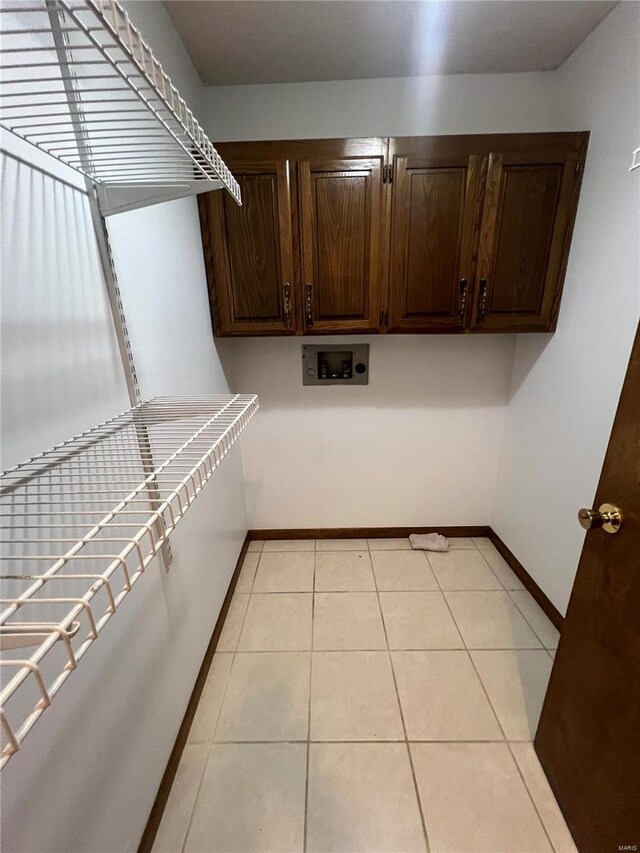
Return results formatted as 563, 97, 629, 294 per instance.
387, 138, 485, 332
299, 154, 383, 332
198, 158, 296, 335
198, 133, 588, 337
469, 135, 587, 332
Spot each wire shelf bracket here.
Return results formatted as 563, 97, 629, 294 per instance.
0, 395, 259, 769
0, 0, 242, 215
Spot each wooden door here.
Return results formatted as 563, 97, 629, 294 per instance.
199, 159, 296, 336
387, 140, 485, 332
471, 134, 588, 332
299, 156, 383, 333
535, 325, 640, 851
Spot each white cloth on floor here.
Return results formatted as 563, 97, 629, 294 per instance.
409, 532, 449, 552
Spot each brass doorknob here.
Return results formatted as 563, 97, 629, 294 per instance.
577, 503, 622, 534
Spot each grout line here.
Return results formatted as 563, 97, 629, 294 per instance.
179, 653, 237, 852
240, 586, 548, 594
425, 546, 508, 593
506, 742, 558, 851
431, 557, 506, 742
370, 548, 432, 853
228, 561, 255, 652
303, 547, 317, 852
203, 737, 533, 744
506, 587, 559, 651
231, 645, 547, 653
433, 561, 558, 850
251, 548, 262, 589
475, 548, 510, 590
178, 740, 212, 853
177, 548, 260, 852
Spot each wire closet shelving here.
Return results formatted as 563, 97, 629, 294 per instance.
0, 0, 241, 213
0, 395, 259, 768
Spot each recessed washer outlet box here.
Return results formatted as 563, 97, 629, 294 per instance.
302, 344, 369, 386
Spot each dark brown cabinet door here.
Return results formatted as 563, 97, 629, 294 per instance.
199, 159, 296, 335
299, 156, 383, 333
471, 136, 587, 332
387, 140, 485, 332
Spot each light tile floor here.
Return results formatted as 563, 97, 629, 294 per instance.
153, 538, 575, 853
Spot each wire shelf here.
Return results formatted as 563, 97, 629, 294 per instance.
0, 0, 241, 208
0, 394, 258, 768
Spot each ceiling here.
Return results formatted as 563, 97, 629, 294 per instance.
163, 0, 617, 86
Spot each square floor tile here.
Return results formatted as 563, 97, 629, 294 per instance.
316, 538, 369, 551
236, 551, 260, 593
188, 653, 233, 743
510, 743, 578, 852
371, 550, 438, 591
152, 743, 208, 853
448, 537, 476, 549
392, 651, 502, 740
428, 550, 503, 590
315, 551, 375, 591
215, 652, 310, 741
252, 551, 315, 592
368, 537, 412, 550
411, 742, 552, 852
481, 549, 525, 590
185, 743, 306, 852
263, 539, 315, 552
472, 650, 553, 740
445, 591, 542, 649
510, 590, 560, 648
310, 651, 404, 741
247, 539, 264, 552
473, 537, 496, 551
380, 592, 463, 649
307, 743, 426, 852
313, 592, 386, 650
216, 593, 249, 652
239, 593, 313, 651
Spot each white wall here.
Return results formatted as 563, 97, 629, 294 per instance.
1, 4, 250, 851
203, 72, 555, 530
492, 2, 640, 614
0, 133, 129, 469
205, 71, 555, 141
220, 334, 513, 528
107, 197, 230, 397
0, 468, 246, 853
121, 0, 205, 115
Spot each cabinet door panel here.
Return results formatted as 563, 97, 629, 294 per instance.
472, 143, 584, 332
489, 165, 562, 314
225, 174, 282, 320
200, 160, 295, 335
300, 158, 382, 332
388, 152, 483, 331
315, 174, 368, 318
